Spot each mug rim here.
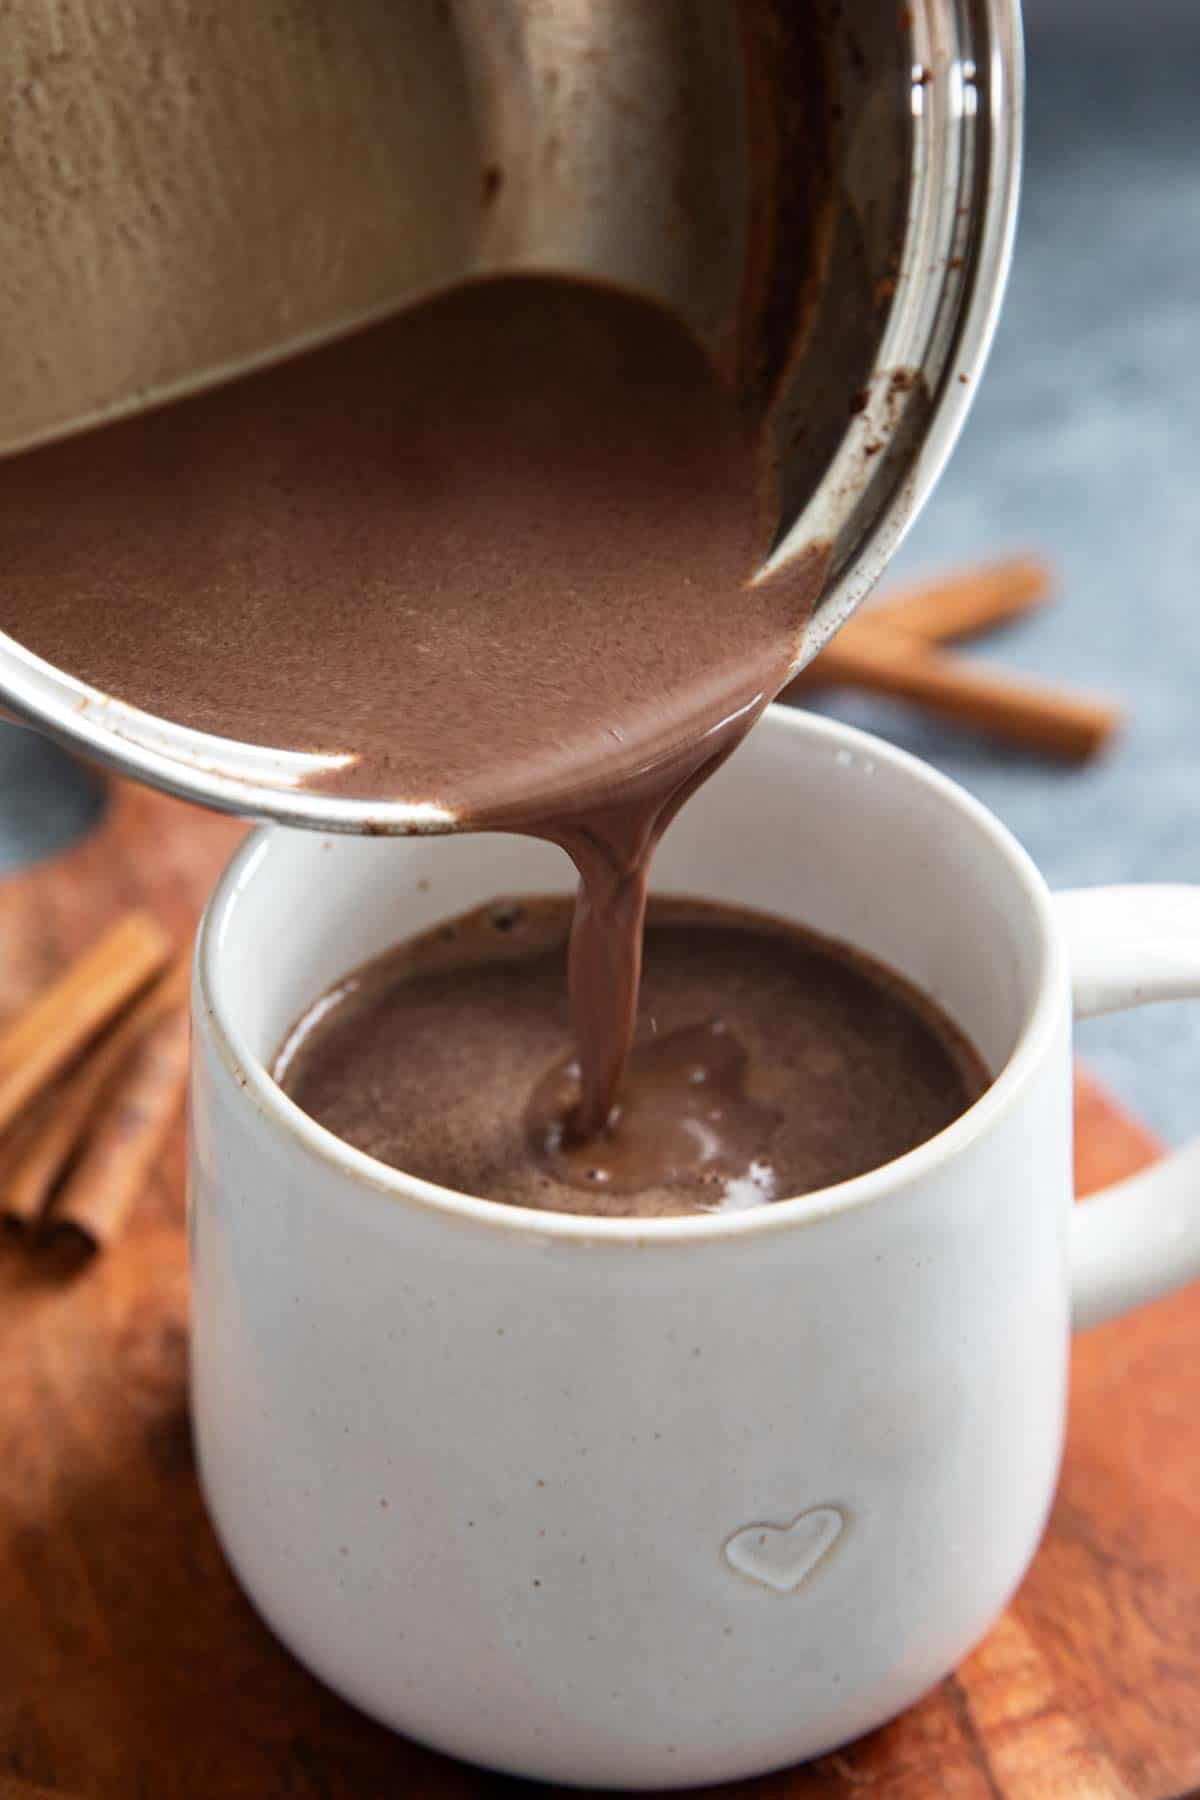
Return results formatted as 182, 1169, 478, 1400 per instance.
195, 707, 1066, 1246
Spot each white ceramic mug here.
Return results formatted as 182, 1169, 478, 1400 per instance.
190, 706, 1200, 1789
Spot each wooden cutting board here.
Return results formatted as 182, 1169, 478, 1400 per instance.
0, 780, 1198, 1800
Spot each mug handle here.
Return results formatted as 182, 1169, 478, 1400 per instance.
1056, 887, 1200, 1329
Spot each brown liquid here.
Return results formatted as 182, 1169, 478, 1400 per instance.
0, 276, 811, 819
0, 274, 829, 1135
276, 897, 989, 1219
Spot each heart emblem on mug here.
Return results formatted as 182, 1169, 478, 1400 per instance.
723, 1506, 845, 1593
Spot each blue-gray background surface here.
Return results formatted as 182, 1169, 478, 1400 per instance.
812, 0, 1200, 1138
2, 1, 1198, 1138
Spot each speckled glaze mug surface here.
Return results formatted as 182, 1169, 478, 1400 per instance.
189, 706, 1200, 1788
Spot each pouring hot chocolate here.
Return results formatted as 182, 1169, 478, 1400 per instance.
0, 0, 1019, 833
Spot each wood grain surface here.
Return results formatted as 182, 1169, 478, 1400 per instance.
0, 779, 1198, 1799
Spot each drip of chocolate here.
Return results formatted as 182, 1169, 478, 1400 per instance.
548, 697, 770, 1135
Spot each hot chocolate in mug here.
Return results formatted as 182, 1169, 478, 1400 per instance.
189, 706, 1200, 1789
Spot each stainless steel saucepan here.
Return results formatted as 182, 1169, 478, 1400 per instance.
0, 0, 1022, 830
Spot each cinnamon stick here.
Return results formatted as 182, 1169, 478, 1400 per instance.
788, 556, 1054, 698
0, 912, 171, 1137
43, 1005, 190, 1253
809, 623, 1121, 761
0, 1080, 68, 1234
866, 555, 1052, 642
0, 955, 189, 1235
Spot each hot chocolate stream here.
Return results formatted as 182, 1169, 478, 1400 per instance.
545, 695, 770, 1136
